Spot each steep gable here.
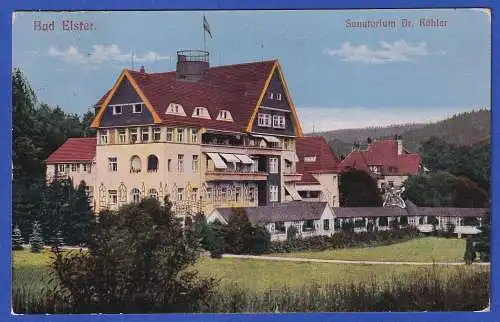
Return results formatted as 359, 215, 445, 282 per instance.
296, 136, 340, 185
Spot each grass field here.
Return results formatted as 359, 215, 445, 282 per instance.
270, 237, 467, 263
12, 237, 478, 293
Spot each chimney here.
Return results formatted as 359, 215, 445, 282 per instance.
176, 50, 210, 81
396, 135, 403, 155
139, 65, 145, 73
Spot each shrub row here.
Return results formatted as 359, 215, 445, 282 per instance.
269, 227, 421, 253
202, 266, 489, 313
14, 265, 489, 313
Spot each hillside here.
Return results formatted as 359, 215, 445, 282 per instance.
310, 109, 490, 156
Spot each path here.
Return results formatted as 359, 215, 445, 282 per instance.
222, 254, 491, 266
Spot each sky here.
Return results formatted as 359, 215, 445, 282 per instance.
12, 9, 491, 132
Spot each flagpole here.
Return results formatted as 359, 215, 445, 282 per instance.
203, 13, 207, 51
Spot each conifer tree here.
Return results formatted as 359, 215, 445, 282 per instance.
464, 235, 477, 265
29, 221, 44, 253
12, 225, 25, 250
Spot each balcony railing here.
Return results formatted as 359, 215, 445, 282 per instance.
205, 170, 268, 181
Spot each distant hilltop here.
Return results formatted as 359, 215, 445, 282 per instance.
310, 109, 490, 157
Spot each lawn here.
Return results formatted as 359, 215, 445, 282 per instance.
12, 239, 483, 295
270, 237, 467, 263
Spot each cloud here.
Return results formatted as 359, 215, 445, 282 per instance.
296, 106, 486, 132
48, 44, 172, 64
323, 40, 445, 64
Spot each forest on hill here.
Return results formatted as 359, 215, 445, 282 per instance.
311, 109, 490, 157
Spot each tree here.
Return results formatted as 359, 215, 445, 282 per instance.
63, 181, 94, 245
339, 170, 383, 207
51, 196, 217, 313
223, 208, 254, 254
464, 235, 476, 265
404, 172, 488, 208
287, 225, 298, 240
192, 213, 210, 250
206, 220, 226, 259
29, 221, 44, 253
12, 225, 25, 250
475, 212, 490, 262
250, 226, 271, 255
390, 217, 400, 230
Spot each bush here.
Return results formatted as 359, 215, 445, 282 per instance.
287, 225, 298, 240
464, 235, 476, 265
269, 228, 421, 253
29, 221, 44, 253
12, 225, 25, 250
51, 197, 217, 313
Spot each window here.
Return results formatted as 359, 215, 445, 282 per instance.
323, 219, 330, 230
147, 155, 159, 172
269, 185, 279, 202
83, 164, 89, 172
149, 188, 158, 199
130, 155, 141, 173
177, 188, 184, 201
71, 164, 78, 172
276, 93, 282, 101
133, 103, 142, 113
191, 188, 198, 202
257, 113, 272, 127
275, 221, 286, 234
217, 110, 233, 121
206, 188, 213, 201
192, 155, 199, 172
58, 164, 65, 172
108, 190, 118, 205
303, 220, 314, 232
108, 157, 117, 172
248, 187, 256, 202
177, 128, 184, 142
191, 129, 198, 143
166, 128, 174, 141
195, 107, 201, 116
177, 154, 184, 172
235, 187, 241, 202
113, 105, 122, 115
151, 127, 161, 141
118, 129, 127, 143
304, 156, 317, 162
284, 139, 289, 150
141, 127, 149, 142
100, 130, 108, 144
131, 188, 141, 203
130, 128, 138, 143
269, 92, 274, 99
272, 115, 285, 129
167, 159, 172, 172
269, 157, 279, 173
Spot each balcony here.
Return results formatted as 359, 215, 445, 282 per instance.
205, 169, 268, 181
283, 171, 302, 182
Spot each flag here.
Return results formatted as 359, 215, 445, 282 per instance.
203, 15, 213, 39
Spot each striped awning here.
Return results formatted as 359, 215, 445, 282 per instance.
219, 153, 241, 163
206, 152, 227, 169
252, 134, 280, 143
234, 154, 254, 164
284, 184, 302, 201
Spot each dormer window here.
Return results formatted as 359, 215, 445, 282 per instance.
113, 105, 122, 115
304, 156, 316, 162
216, 110, 233, 122
133, 104, 143, 114
192, 106, 211, 119
166, 103, 186, 116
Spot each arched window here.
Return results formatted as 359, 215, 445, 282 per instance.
131, 188, 141, 203
149, 188, 158, 200
147, 155, 159, 172
130, 155, 141, 173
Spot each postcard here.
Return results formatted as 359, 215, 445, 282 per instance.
11, 8, 491, 313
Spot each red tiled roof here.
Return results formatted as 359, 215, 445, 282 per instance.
95, 60, 277, 132
46, 137, 97, 163
338, 139, 421, 176
295, 136, 340, 185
